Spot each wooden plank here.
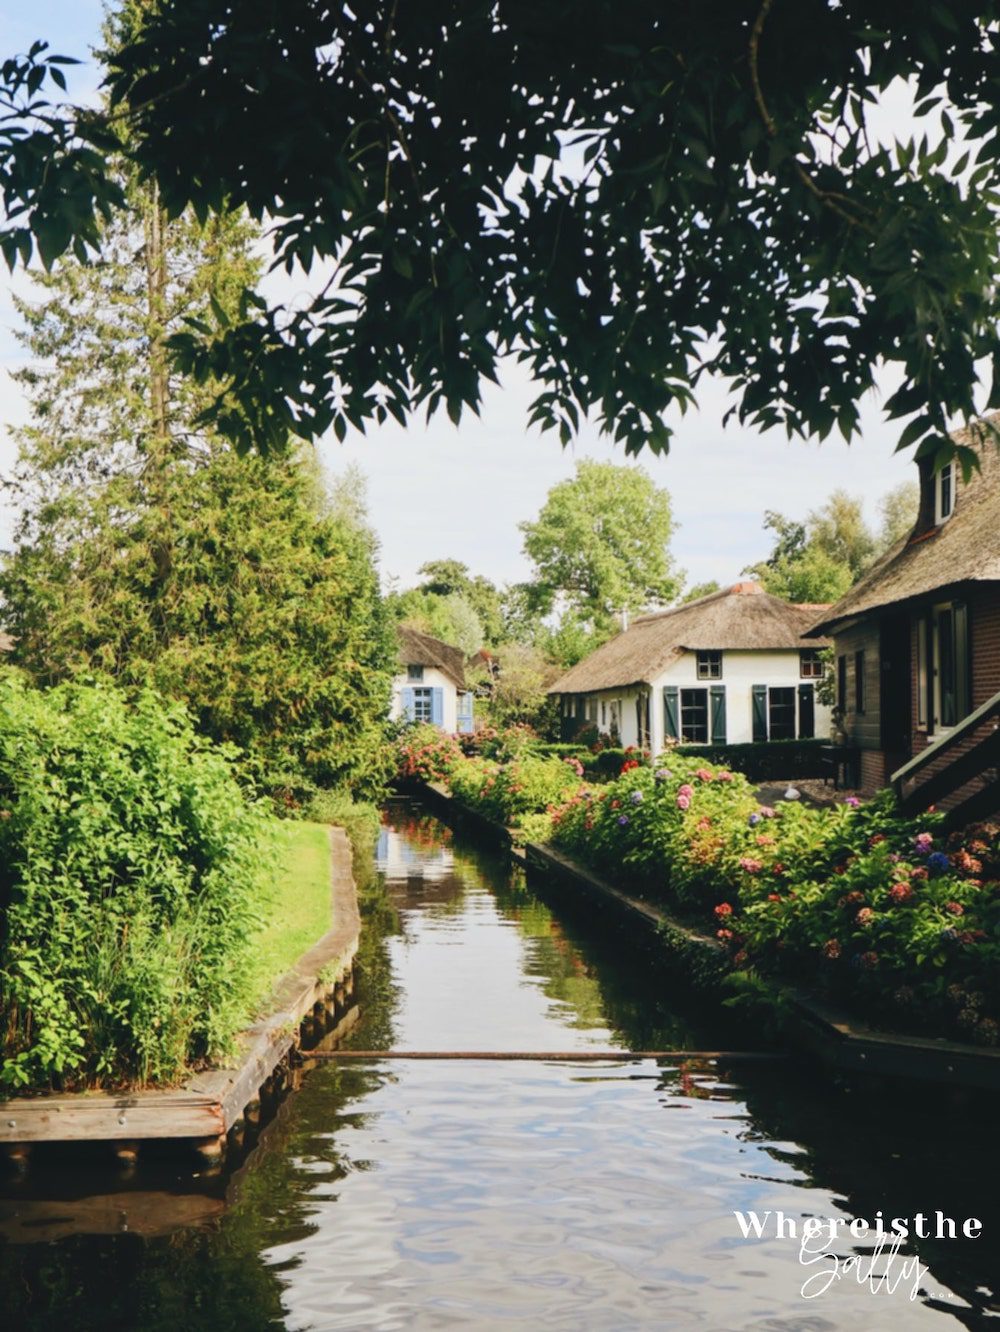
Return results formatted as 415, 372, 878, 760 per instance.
0, 825, 361, 1145
0, 1092, 223, 1143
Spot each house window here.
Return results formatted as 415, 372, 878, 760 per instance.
935, 462, 955, 525
680, 688, 709, 744
768, 687, 796, 741
696, 650, 723, 680
412, 687, 433, 724
407, 664, 424, 681
933, 602, 970, 729
799, 649, 824, 679
854, 649, 866, 714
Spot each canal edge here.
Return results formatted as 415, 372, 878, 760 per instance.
0, 825, 362, 1165
403, 781, 1000, 1093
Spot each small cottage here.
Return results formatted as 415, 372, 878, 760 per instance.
548, 582, 832, 753
807, 421, 1000, 812
392, 625, 475, 733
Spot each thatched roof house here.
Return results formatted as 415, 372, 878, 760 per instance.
806, 419, 1000, 806
392, 625, 474, 732
808, 429, 1000, 637
549, 582, 832, 752
397, 624, 467, 690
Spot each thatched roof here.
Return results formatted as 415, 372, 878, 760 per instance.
548, 583, 830, 694
808, 421, 1000, 635
397, 625, 467, 689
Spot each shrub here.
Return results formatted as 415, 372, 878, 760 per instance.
395, 724, 464, 782
674, 739, 828, 782
0, 679, 268, 1091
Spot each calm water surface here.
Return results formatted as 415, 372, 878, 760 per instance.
2, 802, 999, 1330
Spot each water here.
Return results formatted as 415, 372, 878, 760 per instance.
2, 802, 999, 1329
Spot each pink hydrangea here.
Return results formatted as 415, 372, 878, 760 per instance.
678, 784, 694, 798
945, 901, 965, 916
738, 857, 763, 874
861, 951, 879, 969
822, 939, 841, 959
715, 770, 735, 782
889, 882, 914, 904
914, 832, 934, 853
695, 768, 713, 781
676, 794, 691, 811
856, 907, 875, 925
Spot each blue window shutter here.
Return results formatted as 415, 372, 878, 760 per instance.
798, 683, 815, 739
401, 687, 416, 722
431, 688, 444, 727
710, 685, 727, 744
457, 691, 474, 733
752, 685, 768, 741
663, 686, 679, 740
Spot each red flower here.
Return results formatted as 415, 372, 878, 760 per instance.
767, 893, 781, 903
714, 902, 734, 918
889, 882, 914, 904
945, 901, 965, 916
717, 927, 734, 941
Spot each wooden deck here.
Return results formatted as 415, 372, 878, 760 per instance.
0, 826, 361, 1152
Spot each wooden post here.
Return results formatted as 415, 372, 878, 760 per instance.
192, 1134, 226, 1167
2, 1144, 32, 1175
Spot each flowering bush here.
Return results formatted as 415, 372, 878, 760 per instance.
396, 725, 463, 782
548, 758, 1000, 1044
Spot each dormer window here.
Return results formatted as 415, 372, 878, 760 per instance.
935, 461, 954, 525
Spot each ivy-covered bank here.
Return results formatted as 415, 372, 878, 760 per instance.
0, 680, 339, 1094
397, 724, 1000, 1046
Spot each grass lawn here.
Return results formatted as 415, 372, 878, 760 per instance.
244, 819, 333, 1017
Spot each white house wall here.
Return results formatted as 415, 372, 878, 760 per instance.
390, 666, 460, 732
650, 650, 831, 753
560, 649, 831, 756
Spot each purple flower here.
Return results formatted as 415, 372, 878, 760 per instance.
630, 790, 644, 804
654, 767, 672, 781
913, 832, 933, 854
843, 796, 861, 808
748, 813, 761, 827
617, 814, 629, 826
928, 851, 951, 874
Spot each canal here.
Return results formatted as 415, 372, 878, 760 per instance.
2, 802, 999, 1329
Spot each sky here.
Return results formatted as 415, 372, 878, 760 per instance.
0, 4, 947, 594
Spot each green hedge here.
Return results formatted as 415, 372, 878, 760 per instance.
0, 679, 268, 1092
674, 739, 828, 782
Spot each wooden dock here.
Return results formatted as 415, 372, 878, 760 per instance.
0, 825, 362, 1166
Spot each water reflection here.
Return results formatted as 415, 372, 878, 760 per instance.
1, 801, 998, 1329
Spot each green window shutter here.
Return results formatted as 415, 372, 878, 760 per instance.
752, 684, 768, 742
710, 685, 727, 744
663, 685, 679, 740
798, 683, 815, 739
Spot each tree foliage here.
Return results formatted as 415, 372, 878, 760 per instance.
1, 157, 394, 801
746, 481, 919, 603
520, 461, 682, 630
6, 6, 1000, 466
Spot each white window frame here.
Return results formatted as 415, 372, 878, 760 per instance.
799, 649, 824, 679
935, 462, 955, 525
412, 686, 433, 724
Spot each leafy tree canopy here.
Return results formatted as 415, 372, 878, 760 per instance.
5, 5, 1000, 465
520, 460, 682, 630
746, 480, 918, 603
